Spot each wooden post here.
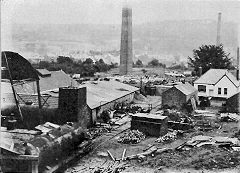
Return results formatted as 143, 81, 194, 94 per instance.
0, 0, 2, 169
31, 161, 38, 173
36, 80, 42, 109
3, 52, 24, 121
36, 80, 43, 124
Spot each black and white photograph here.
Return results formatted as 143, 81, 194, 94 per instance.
0, 0, 240, 172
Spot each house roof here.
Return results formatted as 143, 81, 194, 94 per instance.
80, 80, 139, 109
194, 69, 239, 86
174, 82, 197, 95
14, 70, 79, 94
228, 91, 240, 99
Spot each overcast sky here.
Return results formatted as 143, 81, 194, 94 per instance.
1, 0, 239, 50
2, 0, 240, 25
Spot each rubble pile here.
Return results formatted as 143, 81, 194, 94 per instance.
220, 113, 240, 122
194, 120, 220, 131
176, 135, 240, 151
118, 130, 146, 144
163, 109, 182, 122
141, 145, 240, 170
163, 109, 193, 124
89, 127, 111, 139
156, 130, 178, 143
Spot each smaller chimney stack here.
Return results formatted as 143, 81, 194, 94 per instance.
237, 47, 240, 80
198, 66, 202, 77
216, 12, 222, 46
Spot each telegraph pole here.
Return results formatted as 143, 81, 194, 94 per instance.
0, 0, 2, 170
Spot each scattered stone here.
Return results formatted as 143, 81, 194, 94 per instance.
156, 130, 178, 143
118, 130, 145, 144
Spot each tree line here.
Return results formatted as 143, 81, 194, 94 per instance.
133, 59, 166, 68
32, 56, 117, 77
32, 44, 234, 77
188, 44, 234, 75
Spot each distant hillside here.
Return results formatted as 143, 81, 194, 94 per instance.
11, 20, 238, 61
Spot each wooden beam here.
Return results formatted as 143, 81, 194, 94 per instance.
36, 80, 42, 109
1, 155, 39, 161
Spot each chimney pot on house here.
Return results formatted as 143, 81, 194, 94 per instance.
198, 66, 202, 77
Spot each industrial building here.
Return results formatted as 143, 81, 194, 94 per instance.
74, 80, 139, 124
14, 72, 139, 125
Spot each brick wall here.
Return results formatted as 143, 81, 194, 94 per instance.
58, 87, 92, 127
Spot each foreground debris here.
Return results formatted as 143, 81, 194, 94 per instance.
118, 130, 146, 144
155, 130, 178, 143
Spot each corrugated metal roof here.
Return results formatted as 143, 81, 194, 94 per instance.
80, 80, 139, 109
16, 80, 139, 109
194, 69, 239, 86
174, 82, 197, 95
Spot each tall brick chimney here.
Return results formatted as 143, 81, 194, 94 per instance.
216, 12, 222, 46
119, 6, 133, 75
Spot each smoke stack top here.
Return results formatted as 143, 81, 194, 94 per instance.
237, 47, 240, 80
216, 12, 222, 46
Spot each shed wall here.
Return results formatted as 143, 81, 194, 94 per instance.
226, 93, 240, 113
162, 87, 186, 108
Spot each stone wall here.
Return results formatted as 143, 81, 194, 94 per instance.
162, 87, 186, 108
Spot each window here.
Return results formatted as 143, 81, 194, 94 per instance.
224, 88, 227, 95
198, 85, 206, 92
218, 88, 221, 95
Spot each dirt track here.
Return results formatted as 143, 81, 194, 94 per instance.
64, 97, 240, 173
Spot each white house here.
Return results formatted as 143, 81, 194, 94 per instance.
194, 69, 239, 99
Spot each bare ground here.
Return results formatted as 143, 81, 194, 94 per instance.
64, 98, 240, 173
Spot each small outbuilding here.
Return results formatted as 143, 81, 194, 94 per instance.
131, 113, 168, 137
162, 82, 198, 109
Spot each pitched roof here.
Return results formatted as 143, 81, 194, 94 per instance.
14, 70, 79, 94
16, 80, 139, 109
80, 80, 139, 109
174, 82, 197, 95
194, 69, 239, 86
